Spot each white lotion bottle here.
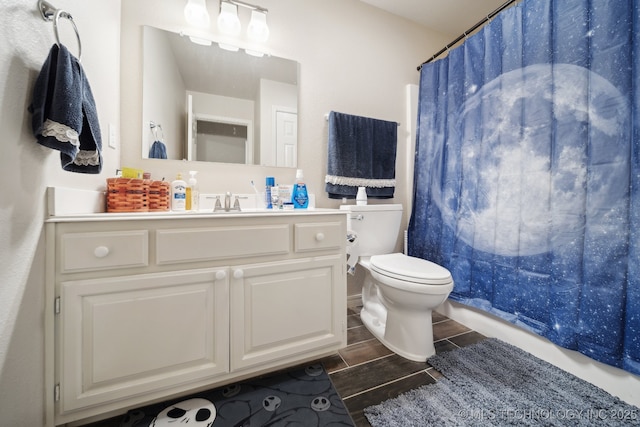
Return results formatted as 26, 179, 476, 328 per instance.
171, 173, 187, 211
356, 186, 368, 205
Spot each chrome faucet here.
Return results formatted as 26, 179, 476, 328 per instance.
209, 193, 244, 212
213, 192, 242, 212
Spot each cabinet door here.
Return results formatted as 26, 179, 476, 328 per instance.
230, 255, 345, 370
58, 269, 229, 414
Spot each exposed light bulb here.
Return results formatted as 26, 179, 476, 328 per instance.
184, 0, 210, 29
217, 1, 241, 36
247, 10, 269, 42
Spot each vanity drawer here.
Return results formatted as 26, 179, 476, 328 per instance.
156, 225, 290, 264
60, 230, 149, 273
294, 222, 343, 252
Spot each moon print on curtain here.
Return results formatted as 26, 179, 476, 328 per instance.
408, 0, 640, 374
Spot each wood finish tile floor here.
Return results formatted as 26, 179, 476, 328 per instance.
320, 304, 486, 426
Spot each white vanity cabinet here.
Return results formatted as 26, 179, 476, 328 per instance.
45, 211, 347, 426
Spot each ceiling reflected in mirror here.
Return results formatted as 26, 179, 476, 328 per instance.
141, 26, 299, 167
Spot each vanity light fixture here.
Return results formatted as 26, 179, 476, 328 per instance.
218, 42, 240, 52
247, 9, 269, 42
244, 48, 265, 57
217, 1, 241, 36
217, 0, 269, 42
184, 0, 210, 29
189, 35, 213, 46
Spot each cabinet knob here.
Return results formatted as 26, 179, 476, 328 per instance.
233, 269, 244, 279
315, 232, 325, 242
93, 246, 110, 258
215, 270, 227, 280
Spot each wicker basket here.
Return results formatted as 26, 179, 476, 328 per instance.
148, 180, 170, 212
106, 178, 150, 212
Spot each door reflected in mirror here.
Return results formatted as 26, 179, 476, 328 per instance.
195, 118, 250, 164
141, 26, 299, 167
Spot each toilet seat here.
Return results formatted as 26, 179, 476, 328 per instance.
370, 253, 453, 285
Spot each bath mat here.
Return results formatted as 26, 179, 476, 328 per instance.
364, 338, 640, 426
116, 363, 354, 426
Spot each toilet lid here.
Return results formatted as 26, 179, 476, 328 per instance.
370, 253, 453, 285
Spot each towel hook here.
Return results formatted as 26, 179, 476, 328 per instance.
38, 0, 82, 60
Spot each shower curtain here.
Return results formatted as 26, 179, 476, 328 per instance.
408, 0, 640, 375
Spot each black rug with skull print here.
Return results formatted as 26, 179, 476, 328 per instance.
118, 363, 354, 427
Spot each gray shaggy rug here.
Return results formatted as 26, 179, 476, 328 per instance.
365, 338, 639, 426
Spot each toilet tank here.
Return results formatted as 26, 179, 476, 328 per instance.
340, 204, 403, 256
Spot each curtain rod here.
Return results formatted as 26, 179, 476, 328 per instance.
417, 0, 520, 71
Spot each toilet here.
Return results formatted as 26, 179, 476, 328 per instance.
341, 204, 453, 362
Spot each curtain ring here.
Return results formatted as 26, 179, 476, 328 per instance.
53, 9, 82, 60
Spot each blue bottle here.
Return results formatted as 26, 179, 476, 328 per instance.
292, 169, 309, 209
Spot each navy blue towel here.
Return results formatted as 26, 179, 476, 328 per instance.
325, 111, 397, 199
29, 44, 102, 173
149, 140, 167, 159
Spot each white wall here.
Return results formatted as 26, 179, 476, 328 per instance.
0, 1, 121, 425
0, 0, 444, 425
8, 0, 632, 424
141, 26, 185, 159
120, 0, 444, 211
189, 91, 255, 124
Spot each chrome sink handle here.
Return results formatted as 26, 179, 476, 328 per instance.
213, 196, 223, 212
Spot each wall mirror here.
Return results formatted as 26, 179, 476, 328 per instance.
141, 26, 299, 167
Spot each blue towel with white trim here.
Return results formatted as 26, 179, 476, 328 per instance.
325, 111, 397, 199
29, 44, 102, 173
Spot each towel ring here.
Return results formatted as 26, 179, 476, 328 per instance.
38, 0, 82, 60
150, 122, 164, 141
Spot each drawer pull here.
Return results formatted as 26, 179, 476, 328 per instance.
315, 232, 325, 242
215, 270, 227, 281
233, 269, 244, 279
93, 246, 110, 258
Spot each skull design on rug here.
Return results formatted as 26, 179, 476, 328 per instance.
151, 398, 216, 426
311, 396, 331, 411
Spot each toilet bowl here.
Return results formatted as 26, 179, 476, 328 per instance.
341, 204, 454, 362
364, 253, 453, 361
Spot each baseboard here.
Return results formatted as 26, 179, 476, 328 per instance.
347, 294, 361, 308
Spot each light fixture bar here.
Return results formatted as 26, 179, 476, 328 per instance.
224, 0, 267, 14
